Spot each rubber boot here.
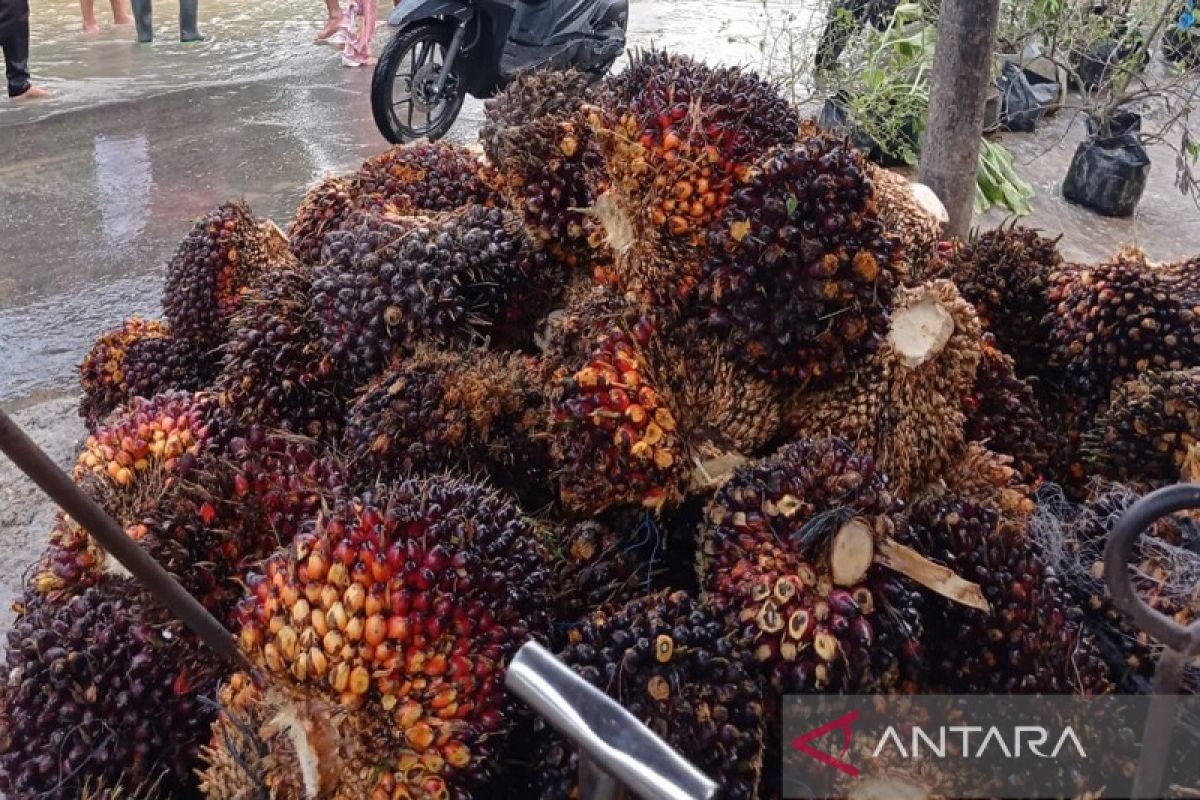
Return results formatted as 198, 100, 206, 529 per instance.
130, 0, 153, 42
179, 0, 203, 42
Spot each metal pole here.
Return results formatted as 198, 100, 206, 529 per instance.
0, 409, 251, 671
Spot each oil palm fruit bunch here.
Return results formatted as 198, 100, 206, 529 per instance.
351, 141, 502, 215
596, 50, 799, 248
162, 201, 288, 355
216, 268, 346, 440
703, 135, 900, 384
786, 280, 983, 495
698, 437, 924, 694
1044, 247, 1200, 419
481, 69, 603, 267
908, 495, 1112, 694
929, 225, 1060, 377
965, 335, 1057, 484
289, 176, 358, 265
25, 513, 107, 601
0, 578, 222, 799
865, 163, 946, 281
72, 391, 221, 525
233, 477, 552, 794
341, 346, 550, 503
1083, 367, 1200, 485
78, 317, 204, 430
312, 206, 553, 385
547, 519, 662, 628
534, 591, 766, 800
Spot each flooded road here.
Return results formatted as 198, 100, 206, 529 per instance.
0, 0, 1198, 632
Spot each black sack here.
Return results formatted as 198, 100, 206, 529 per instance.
998, 61, 1044, 133
1062, 113, 1150, 217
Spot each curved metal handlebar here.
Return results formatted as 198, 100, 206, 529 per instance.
505, 641, 719, 800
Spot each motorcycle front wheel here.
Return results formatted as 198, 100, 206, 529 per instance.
371, 22, 466, 144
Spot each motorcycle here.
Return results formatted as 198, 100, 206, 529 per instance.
370, 0, 629, 144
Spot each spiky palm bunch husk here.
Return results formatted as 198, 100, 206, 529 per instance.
965, 336, 1058, 484
546, 519, 662, 629
0, 579, 222, 799
162, 201, 285, 354
289, 176, 358, 265
865, 163, 943, 281
481, 69, 604, 266
1044, 247, 1200, 419
1084, 368, 1200, 485
929, 225, 1061, 377
78, 317, 205, 430
216, 268, 346, 440
312, 206, 554, 386
534, 591, 766, 800
703, 137, 900, 384
72, 391, 222, 526
233, 478, 552, 794
341, 346, 550, 502
908, 495, 1112, 694
698, 437, 924, 694
785, 280, 983, 495
351, 141, 502, 214
596, 50, 799, 247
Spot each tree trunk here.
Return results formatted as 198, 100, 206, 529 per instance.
918, 0, 1001, 239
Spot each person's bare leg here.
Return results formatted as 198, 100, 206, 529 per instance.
110, 0, 133, 25
315, 0, 342, 42
81, 0, 100, 34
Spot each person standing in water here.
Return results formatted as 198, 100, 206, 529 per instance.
314, 0, 344, 44
81, 0, 132, 35
129, 0, 202, 42
1, 0, 50, 100
334, 0, 376, 67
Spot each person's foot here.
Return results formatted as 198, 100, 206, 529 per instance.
113, 14, 133, 24
340, 53, 363, 67
13, 86, 52, 100
82, 19, 100, 33
314, 15, 343, 42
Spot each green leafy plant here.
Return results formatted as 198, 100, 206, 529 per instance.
976, 138, 1035, 214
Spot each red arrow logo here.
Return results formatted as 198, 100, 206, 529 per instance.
790, 709, 860, 778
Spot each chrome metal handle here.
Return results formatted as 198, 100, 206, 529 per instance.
504, 641, 719, 800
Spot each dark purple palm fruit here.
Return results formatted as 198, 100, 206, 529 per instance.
215, 267, 347, 440
233, 476, 552, 794
289, 175, 358, 265
547, 519, 663, 629
1044, 246, 1200, 422
702, 135, 901, 384
311, 206, 554, 387
340, 345, 551, 504
699, 437, 924, 694
78, 317, 205, 430
26, 513, 108, 602
908, 494, 1112, 695
350, 141, 504, 214
534, 591, 766, 800
965, 335, 1060, 484
1083, 367, 1200, 486
0, 578, 222, 799
481, 69, 604, 270
162, 201, 284, 355
928, 225, 1061, 378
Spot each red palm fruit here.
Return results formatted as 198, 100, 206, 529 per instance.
233, 477, 551, 794
534, 591, 766, 800
215, 267, 347, 440
703, 135, 901, 384
78, 317, 205, 430
25, 513, 107, 601
699, 437, 924, 694
289, 175, 358, 265
0, 578, 222, 798
162, 201, 290, 354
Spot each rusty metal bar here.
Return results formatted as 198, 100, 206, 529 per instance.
0, 408, 251, 670
1104, 483, 1200, 799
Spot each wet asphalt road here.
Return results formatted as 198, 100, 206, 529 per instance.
1, 0, 1199, 635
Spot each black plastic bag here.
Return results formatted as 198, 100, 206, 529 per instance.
1025, 69, 1061, 111
998, 61, 1044, 133
1072, 34, 1149, 91
1062, 113, 1150, 217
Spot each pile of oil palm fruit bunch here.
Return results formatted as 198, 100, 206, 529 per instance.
7, 50, 1200, 800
